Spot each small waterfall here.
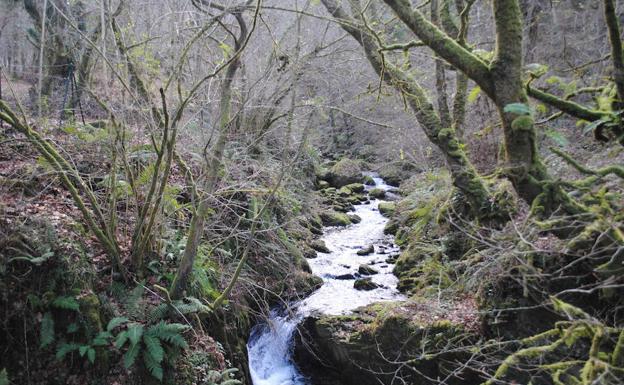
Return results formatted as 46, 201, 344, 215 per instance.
247, 175, 404, 385
247, 310, 307, 385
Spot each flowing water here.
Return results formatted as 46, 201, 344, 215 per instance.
247, 176, 405, 385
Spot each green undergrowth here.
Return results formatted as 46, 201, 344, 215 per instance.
383, 162, 624, 384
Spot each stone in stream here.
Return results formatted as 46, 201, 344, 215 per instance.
385, 254, 399, 264
345, 182, 366, 193
319, 210, 352, 227
348, 214, 362, 224
335, 273, 359, 280
378, 202, 396, 217
358, 264, 379, 275
302, 246, 318, 259
368, 188, 386, 199
309, 239, 331, 253
356, 245, 374, 256
353, 278, 380, 291
363, 175, 376, 186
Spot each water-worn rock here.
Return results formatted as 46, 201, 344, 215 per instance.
368, 188, 386, 199
347, 214, 362, 224
353, 278, 379, 291
363, 175, 376, 186
309, 239, 331, 254
325, 158, 364, 187
335, 273, 358, 280
378, 202, 396, 217
356, 245, 374, 255
317, 180, 330, 190
345, 183, 365, 193
294, 301, 480, 385
302, 245, 318, 259
358, 264, 378, 275
319, 210, 352, 227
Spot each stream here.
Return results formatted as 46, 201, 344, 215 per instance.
247, 176, 405, 385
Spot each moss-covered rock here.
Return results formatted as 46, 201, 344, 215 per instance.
347, 214, 362, 224
356, 244, 374, 255
357, 264, 378, 275
353, 278, 379, 290
319, 210, 352, 227
377, 162, 420, 187
368, 188, 385, 199
345, 183, 365, 193
326, 158, 364, 187
295, 301, 479, 385
317, 180, 330, 190
363, 175, 376, 186
309, 239, 331, 254
378, 202, 396, 217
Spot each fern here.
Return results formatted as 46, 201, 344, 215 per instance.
107, 317, 130, 331
147, 304, 169, 323
40, 312, 55, 348
123, 341, 141, 369
148, 322, 190, 349
92, 331, 113, 346
124, 285, 146, 319
126, 324, 144, 345
51, 296, 80, 311
112, 320, 190, 380
78, 345, 96, 364
0, 368, 9, 385
56, 343, 80, 360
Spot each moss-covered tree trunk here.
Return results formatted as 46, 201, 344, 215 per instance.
322, 0, 496, 219
383, 0, 584, 216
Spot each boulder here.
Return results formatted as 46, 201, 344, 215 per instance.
358, 264, 379, 275
309, 239, 331, 254
353, 278, 380, 291
363, 175, 376, 186
326, 158, 363, 188
345, 183, 366, 193
356, 245, 374, 255
378, 202, 396, 217
317, 180, 330, 190
335, 273, 358, 280
294, 301, 480, 385
319, 210, 352, 227
347, 214, 362, 224
369, 188, 386, 199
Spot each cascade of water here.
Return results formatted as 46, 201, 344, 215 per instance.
247, 175, 405, 385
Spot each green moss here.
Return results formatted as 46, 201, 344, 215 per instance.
369, 188, 386, 199
345, 183, 365, 193
318, 210, 352, 227
378, 202, 396, 217
511, 115, 534, 132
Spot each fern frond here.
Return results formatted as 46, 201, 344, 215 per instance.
56, 343, 80, 360
123, 342, 140, 369
126, 324, 144, 345
51, 296, 80, 311
147, 304, 169, 323
40, 312, 55, 348
124, 285, 146, 319
92, 331, 113, 346
143, 334, 164, 363
173, 297, 210, 315
143, 347, 164, 381
148, 321, 189, 349
107, 316, 130, 331
0, 368, 8, 385
115, 330, 129, 349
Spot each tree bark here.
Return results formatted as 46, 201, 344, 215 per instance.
322, 0, 496, 218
